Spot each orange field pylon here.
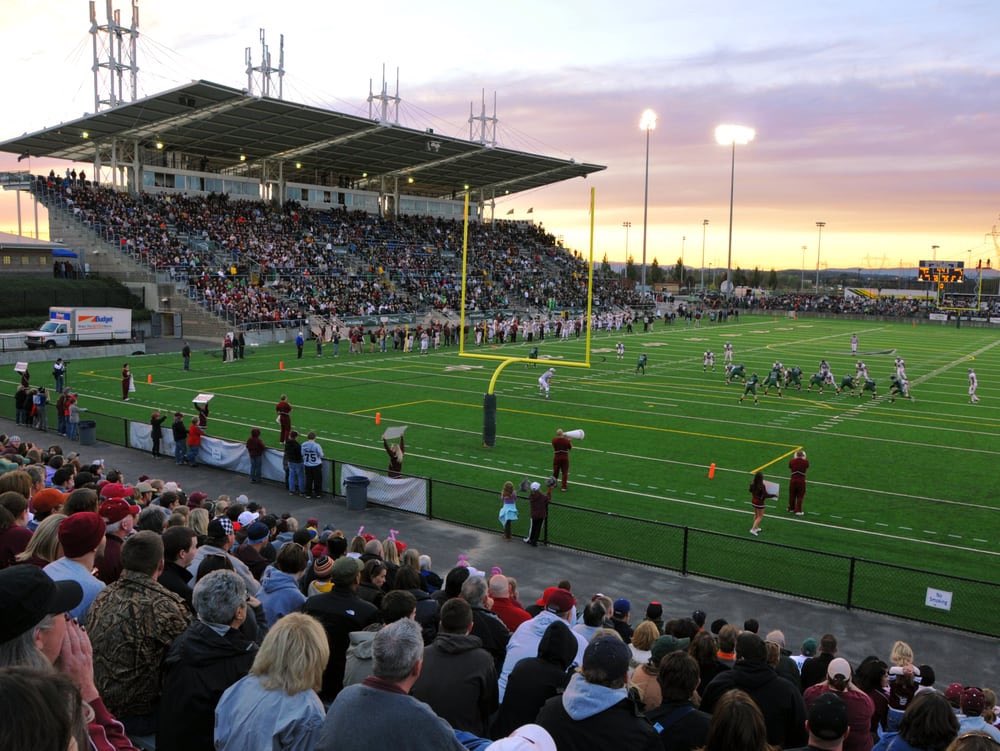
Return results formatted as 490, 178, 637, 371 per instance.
146, 373, 153, 384
708, 462, 716, 479
279, 360, 285, 371
375, 412, 382, 425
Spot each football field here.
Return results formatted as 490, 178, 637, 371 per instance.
16, 314, 999, 630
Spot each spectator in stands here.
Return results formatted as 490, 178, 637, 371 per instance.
0, 565, 135, 751
319, 617, 467, 751
631, 634, 689, 712
411, 597, 498, 736
16, 512, 66, 568
717, 623, 740, 667
646, 650, 712, 751
855, 656, 891, 741
792, 691, 851, 751
499, 588, 587, 701
392, 565, 439, 644
257, 540, 308, 626
536, 633, 660, 750
214, 612, 328, 751
802, 634, 840, 691
187, 518, 260, 595
491, 618, 578, 739
0, 668, 88, 751
958, 688, 1000, 742
86, 531, 190, 737
701, 688, 778, 751
44, 512, 106, 619
157, 570, 259, 751
95, 497, 139, 585
235, 521, 271, 581
0, 491, 32, 569
803, 657, 876, 751
872, 692, 959, 751
700, 632, 807, 748
488, 574, 531, 633
303, 555, 378, 703
462, 575, 509, 675
343, 590, 416, 688
573, 597, 610, 643
765, 629, 801, 685
356, 558, 387, 608
795, 637, 819, 672
644, 601, 665, 635
610, 597, 634, 644
160, 526, 197, 610
630, 620, 660, 667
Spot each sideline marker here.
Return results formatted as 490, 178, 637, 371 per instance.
375, 412, 381, 425
279, 360, 285, 371
708, 462, 716, 479
146, 374, 153, 384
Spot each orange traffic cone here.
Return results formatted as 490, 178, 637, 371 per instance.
146, 374, 153, 384
708, 462, 716, 479
375, 412, 381, 425
279, 360, 285, 371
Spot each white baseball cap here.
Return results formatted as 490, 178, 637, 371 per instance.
489, 725, 556, 751
237, 510, 259, 527
530, 482, 541, 491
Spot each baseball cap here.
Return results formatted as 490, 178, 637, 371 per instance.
244, 522, 269, 545
827, 657, 852, 681
331, 556, 363, 585
237, 510, 259, 527
808, 692, 849, 740
207, 519, 232, 540
99, 498, 140, 524
645, 601, 663, 620
961, 687, 985, 716
488, 724, 556, 751
944, 683, 964, 705
0, 567, 83, 645
135, 482, 154, 494
31, 487, 69, 514
801, 637, 818, 656
651, 634, 690, 664
544, 588, 576, 614
613, 598, 631, 616
530, 482, 541, 491
58, 512, 106, 558
583, 634, 630, 679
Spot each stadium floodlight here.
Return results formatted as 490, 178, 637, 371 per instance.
715, 124, 755, 296
639, 109, 657, 292
815, 221, 826, 288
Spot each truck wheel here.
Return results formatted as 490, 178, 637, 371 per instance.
45, 341, 57, 349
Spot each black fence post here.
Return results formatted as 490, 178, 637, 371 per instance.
682, 526, 690, 575
846, 557, 856, 610
426, 477, 433, 519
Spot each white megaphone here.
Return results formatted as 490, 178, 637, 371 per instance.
564, 429, 585, 440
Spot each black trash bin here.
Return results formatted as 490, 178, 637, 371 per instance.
79, 420, 97, 446
344, 476, 370, 511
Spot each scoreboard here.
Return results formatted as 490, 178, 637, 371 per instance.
917, 261, 964, 283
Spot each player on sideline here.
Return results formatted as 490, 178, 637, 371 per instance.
703, 350, 715, 371
636, 353, 648, 374
968, 368, 979, 403
762, 367, 782, 397
851, 333, 858, 355
538, 368, 555, 398
739, 372, 761, 405
526, 346, 539, 368
726, 362, 747, 384
861, 376, 877, 400
616, 342, 625, 360
785, 366, 803, 391
724, 342, 734, 364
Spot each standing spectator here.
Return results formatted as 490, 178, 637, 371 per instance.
646, 651, 712, 751
149, 410, 167, 458
159, 526, 198, 611
86, 531, 191, 737
788, 449, 810, 515
700, 632, 808, 748
411, 597, 499, 736
276, 395, 293, 443
43, 512, 107, 620
285, 432, 305, 497
235, 523, 271, 582
488, 574, 531, 633
52, 357, 66, 392
165, 411, 186, 465
802, 634, 839, 691
95, 497, 140, 585
33, 387, 48, 431
551, 429, 572, 491
301, 431, 325, 499
157, 570, 259, 751
536, 634, 661, 751
185, 417, 204, 467
302, 556, 378, 703
384, 434, 405, 478
318, 618, 467, 751
181, 341, 191, 370
237, 331, 246, 359
257, 542, 308, 626
214, 613, 328, 751
55, 389, 69, 436
121, 364, 132, 401
246, 428, 266, 483
295, 330, 305, 359
803, 658, 876, 751
498, 481, 518, 541
525, 481, 551, 546
67, 394, 81, 441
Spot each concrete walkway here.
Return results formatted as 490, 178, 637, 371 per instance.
8, 416, 996, 689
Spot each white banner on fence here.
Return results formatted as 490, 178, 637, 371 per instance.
340, 463, 427, 514
925, 587, 953, 611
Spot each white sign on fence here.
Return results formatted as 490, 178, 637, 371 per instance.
924, 588, 953, 611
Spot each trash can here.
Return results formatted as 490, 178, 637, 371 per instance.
344, 476, 370, 511
79, 420, 97, 446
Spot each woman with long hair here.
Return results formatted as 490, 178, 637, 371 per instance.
498, 480, 519, 541
856, 656, 891, 740
214, 613, 328, 750
749, 471, 770, 536
700, 688, 778, 751
16, 513, 66, 567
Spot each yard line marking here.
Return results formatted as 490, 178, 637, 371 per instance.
900, 526, 913, 531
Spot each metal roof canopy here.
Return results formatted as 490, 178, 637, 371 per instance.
0, 80, 604, 200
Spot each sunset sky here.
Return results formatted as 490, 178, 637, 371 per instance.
1, 0, 998, 271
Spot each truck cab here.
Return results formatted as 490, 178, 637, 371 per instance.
25, 321, 70, 349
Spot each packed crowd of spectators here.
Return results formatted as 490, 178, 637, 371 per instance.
0, 432, 997, 751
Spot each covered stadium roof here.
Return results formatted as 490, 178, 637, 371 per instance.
0, 80, 604, 199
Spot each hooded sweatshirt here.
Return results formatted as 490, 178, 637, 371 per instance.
410, 632, 498, 736
498, 611, 588, 701
257, 567, 305, 626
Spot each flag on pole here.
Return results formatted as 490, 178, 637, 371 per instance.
506, 209, 514, 215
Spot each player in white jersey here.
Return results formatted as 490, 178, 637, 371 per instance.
850, 333, 858, 355
616, 342, 625, 360
896, 360, 907, 381
968, 368, 979, 403
819, 359, 831, 377
724, 342, 734, 364
703, 351, 716, 371
538, 368, 556, 398
855, 360, 869, 381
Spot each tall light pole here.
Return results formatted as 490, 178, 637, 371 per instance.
639, 109, 657, 292
715, 124, 755, 296
800, 245, 807, 291
622, 221, 632, 262
700, 219, 709, 290
681, 235, 686, 288
815, 221, 826, 289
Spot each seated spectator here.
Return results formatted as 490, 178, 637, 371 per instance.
95, 497, 140, 584
610, 598, 633, 643
257, 541, 308, 626
0, 491, 33, 569
690, 630, 728, 694
630, 620, 660, 667
791, 691, 850, 751
536, 633, 660, 750
344, 590, 416, 688
393, 564, 440, 644
573, 598, 609, 643
794, 637, 818, 672
187, 518, 260, 595
646, 651, 712, 751
157, 570, 259, 751
855, 656, 891, 740
631, 634, 689, 712
462, 575, 508, 674
215, 613, 328, 751
802, 634, 839, 691
0, 667, 87, 751
644, 601, 664, 635
43, 512, 107, 619
716, 623, 739, 667
15, 512, 66, 568
411, 597, 498, 736
318, 618, 466, 751
700, 688, 779, 751
307, 555, 334, 595
159, 526, 198, 610
86, 531, 190, 737
356, 558, 387, 608
700, 632, 807, 748
419, 554, 443, 593
765, 629, 801, 686
489, 574, 531, 633
803, 658, 876, 751
873, 691, 959, 751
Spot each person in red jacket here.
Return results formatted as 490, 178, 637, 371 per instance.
551, 429, 572, 491
788, 449, 810, 516
275, 395, 293, 443
185, 418, 204, 467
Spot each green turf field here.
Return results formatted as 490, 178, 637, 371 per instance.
12, 314, 999, 631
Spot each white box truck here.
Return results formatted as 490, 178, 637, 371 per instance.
24, 307, 132, 349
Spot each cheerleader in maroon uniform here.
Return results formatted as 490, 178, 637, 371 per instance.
788, 449, 809, 515
275, 394, 293, 442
